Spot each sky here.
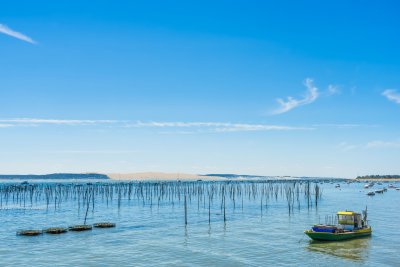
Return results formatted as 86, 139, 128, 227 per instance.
1, 0, 400, 177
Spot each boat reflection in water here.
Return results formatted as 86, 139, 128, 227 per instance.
307, 236, 371, 262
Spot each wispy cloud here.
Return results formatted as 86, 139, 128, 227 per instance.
338, 142, 358, 152
43, 150, 139, 154
273, 78, 319, 114
338, 140, 400, 151
314, 123, 379, 129
129, 121, 313, 133
0, 23, 36, 44
382, 89, 400, 105
0, 124, 14, 128
0, 118, 118, 126
366, 140, 400, 149
327, 84, 340, 96
0, 118, 313, 133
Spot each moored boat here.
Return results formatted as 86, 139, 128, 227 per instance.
364, 182, 374, 189
305, 209, 372, 241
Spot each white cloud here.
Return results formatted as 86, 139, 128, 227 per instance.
130, 121, 313, 133
314, 124, 379, 129
1, 118, 312, 132
382, 89, 400, 105
132, 121, 225, 128
0, 124, 14, 128
366, 140, 400, 149
213, 124, 311, 132
44, 150, 139, 154
338, 142, 358, 151
338, 140, 400, 151
327, 84, 340, 95
273, 78, 319, 114
0, 118, 117, 126
0, 23, 36, 44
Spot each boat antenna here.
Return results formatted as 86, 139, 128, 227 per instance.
363, 206, 368, 222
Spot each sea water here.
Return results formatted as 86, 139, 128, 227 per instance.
0, 180, 399, 267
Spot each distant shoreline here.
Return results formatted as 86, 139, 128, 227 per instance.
107, 172, 225, 181
355, 178, 400, 182
355, 175, 400, 181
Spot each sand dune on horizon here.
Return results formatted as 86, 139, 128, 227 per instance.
106, 172, 224, 181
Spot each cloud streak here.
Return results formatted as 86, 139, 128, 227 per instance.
366, 140, 400, 149
0, 118, 118, 126
43, 150, 139, 154
130, 121, 313, 132
382, 89, 400, 105
338, 140, 400, 151
2, 118, 311, 132
0, 124, 14, 128
273, 78, 319, 114
0, 23, 36, 44
327, 84, 340, 96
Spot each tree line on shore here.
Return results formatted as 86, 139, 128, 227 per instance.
356, 175, 400, 179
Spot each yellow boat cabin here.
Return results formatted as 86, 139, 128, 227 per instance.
337, 211, 365, 230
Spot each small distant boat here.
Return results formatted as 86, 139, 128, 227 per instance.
335, 184, 340, 188
304, 209, 371, 241
388, 184, 397, 189
396, 188, 400, 191
367, 191, 375, 196
375, 189, 385, 194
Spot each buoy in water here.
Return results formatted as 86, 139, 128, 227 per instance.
68, 225, 93, 231
44, 227, 68, 234
17, 230, 42, 236
93, 222, 116, 228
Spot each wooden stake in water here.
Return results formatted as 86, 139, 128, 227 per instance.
84, 188, 91, 225
223, 186, 226, 223
184, 194, 188, 226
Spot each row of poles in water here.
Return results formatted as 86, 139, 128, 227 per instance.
0, 180, 323, 225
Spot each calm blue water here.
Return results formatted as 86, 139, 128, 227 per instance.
0, 180, 399, 266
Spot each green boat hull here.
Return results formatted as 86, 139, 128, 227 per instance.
305, 227, 372, 241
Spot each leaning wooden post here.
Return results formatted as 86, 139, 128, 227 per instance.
184, 194, 188, 226
223, 186, 226, 223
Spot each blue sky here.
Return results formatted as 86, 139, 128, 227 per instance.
1, 0, 400, 177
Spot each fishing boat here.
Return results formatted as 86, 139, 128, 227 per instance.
304, 209, 372, 241
364, 182, 374, 189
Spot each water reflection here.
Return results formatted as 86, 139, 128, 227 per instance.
307, 237, 371, 262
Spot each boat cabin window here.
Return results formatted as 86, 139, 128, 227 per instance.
338, 215, 354, 225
